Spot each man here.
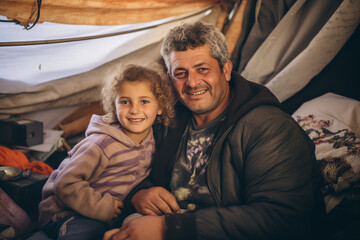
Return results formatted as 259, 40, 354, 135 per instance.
104, 21, 325, 240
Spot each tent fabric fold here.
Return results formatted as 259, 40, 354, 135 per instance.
240, 0, 359, 102
1, 0, 358, 125
0, 41, 162, 117
0, 6, 221, 118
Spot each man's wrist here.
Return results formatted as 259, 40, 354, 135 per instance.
165, 212, 196, 240
160, 215, 166, 239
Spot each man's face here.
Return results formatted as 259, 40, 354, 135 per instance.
169, 44, 232, 124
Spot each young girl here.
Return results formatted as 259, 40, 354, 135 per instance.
38, 64, 176, 240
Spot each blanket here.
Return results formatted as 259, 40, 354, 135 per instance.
295, 114, 360, 213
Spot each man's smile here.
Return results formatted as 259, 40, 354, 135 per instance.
186, 89, 207, 96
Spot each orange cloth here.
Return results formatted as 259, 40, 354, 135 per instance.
0, 146, 53, 176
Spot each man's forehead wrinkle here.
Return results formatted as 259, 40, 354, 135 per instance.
173, 62, 207, 72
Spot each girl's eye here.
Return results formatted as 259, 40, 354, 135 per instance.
120, 100, 129, 104
141, 100, 150, 104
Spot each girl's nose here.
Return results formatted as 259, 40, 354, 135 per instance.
129, 104, 140, 114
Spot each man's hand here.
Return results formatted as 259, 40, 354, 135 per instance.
103, 215, 165, 240
131, 187, 180, 215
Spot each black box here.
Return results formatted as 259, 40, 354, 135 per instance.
0, 119, 43, 147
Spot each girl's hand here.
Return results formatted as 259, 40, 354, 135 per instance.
113, 200, 124, 219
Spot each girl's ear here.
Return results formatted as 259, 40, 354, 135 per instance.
157, 108, 163, 115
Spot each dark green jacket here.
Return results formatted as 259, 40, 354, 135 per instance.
126, 72, 325, 240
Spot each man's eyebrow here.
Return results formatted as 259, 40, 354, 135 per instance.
173, 62, 208, 72
173, 67, 187, 72
193, 62, 207, 68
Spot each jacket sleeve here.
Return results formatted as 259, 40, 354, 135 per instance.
53, 141, 115, 223
166, 111, 323, 240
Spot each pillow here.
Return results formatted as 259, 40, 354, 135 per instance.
292, 93, 360, 213
292, 92, 360, 135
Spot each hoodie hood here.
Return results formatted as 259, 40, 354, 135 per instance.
85, 114, 153, 148
171, 72, 280, 143
171, 72, 280, 131
151, 71, 280, 186
224, 71, 280, 127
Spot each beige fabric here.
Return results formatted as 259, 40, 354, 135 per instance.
241, 0, 360, 102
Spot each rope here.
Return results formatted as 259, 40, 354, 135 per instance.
0, 0, 42, 30
26, 0, 42, 30
0, 5, 214, 47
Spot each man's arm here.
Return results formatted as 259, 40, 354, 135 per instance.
103, 187, 179, 240
103, 215, 166, 240
122, 175, 155, 214
163, 109, 323, 240
193, 111, 322, 240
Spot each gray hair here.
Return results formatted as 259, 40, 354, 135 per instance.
160, 21, 229, 74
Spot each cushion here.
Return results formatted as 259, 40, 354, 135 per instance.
0, 188, 35, 238
292, 92, 360, 135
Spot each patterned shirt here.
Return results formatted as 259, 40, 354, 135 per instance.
170, 112, 226, 211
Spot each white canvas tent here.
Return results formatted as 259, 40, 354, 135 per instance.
0, 1, 242, 129
0, 1, 360, 239
1, 0, 358, 129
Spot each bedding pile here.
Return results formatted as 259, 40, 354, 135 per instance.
292, 93, 360, 213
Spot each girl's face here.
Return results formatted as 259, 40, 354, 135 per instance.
115, 80, 162, 143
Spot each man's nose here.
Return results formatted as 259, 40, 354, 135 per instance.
186, 71, 200, 88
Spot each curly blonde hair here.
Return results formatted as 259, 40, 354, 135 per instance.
101, 64, 176, 126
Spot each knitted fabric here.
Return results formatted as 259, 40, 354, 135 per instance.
0, 146, 53, 175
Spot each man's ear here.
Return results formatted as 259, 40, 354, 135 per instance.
223, 60, 233, 82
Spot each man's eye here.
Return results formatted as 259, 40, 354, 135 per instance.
174, 72, 187, 79
198, 68, 208, 72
